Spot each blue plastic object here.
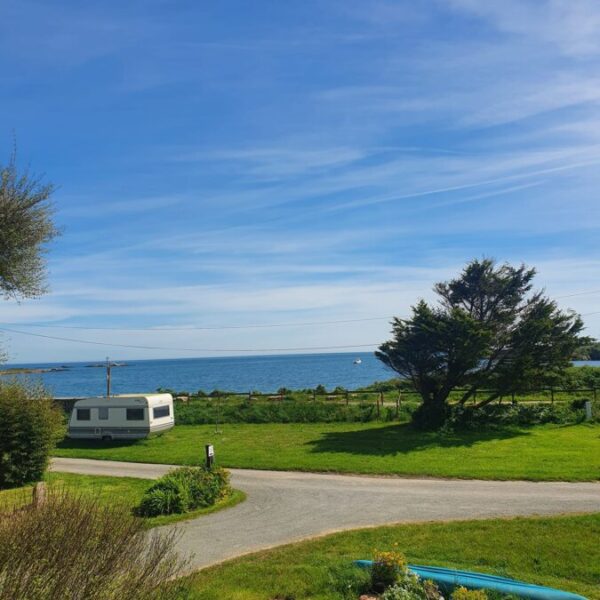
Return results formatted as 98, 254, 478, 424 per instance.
353, 560, 587, 600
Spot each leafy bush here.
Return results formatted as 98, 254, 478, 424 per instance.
381, 572, 442, 599
556, 366, 600, 390
0, 381, 64, 489
443, 402, 584, 430
137, 466, 231, 517
371, 550, 408, 591
451, 587, 488, 600
358, 379, 407, 392
0, 488, 187, 599
137, 479, 189, 516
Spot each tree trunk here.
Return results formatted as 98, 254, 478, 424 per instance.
411, 396, 449, 430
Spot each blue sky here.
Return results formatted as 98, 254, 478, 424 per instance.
1, 0, 600, 363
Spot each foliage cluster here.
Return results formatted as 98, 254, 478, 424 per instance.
0, 151, 59, 301
557, 366, 600, 390
0, 382, 63, 489
443, 401, 588, 430
175, 399, 409, 424
137, 466, 231, 517
366, 550, 496, 599
0, 488, 187, 599
377, 259, 586, 429
381, 572, 444, 600
371, 549, 409, 591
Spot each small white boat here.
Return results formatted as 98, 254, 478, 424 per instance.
353, 358, 362, 365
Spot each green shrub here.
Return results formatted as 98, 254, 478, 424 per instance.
0, 381, 63, 489
137, 479, 190, 516
371, 550, 407, 591
137, 466, 231, 517
451, 587, 488, 600
380, 572, 443, 599
443, 402, 584, 430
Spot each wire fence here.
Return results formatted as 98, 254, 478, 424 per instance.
53, 386, 598, 418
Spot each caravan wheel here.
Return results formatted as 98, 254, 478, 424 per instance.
101, 435, 113, 442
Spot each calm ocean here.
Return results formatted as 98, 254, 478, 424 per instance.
4, 354, 598, 398
3, 352, 392, 397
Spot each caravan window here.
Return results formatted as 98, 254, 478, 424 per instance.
153, 405, 170, 419
126, 408, 144, 421
98, 407, 109, 420
77, 408, 91, 421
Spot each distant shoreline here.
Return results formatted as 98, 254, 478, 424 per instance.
0, 366, 70, 375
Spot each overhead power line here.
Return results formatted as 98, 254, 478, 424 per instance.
554, 289, 600, 299
0, 315, 393, 332
0, 289, 597, 333
0, 326, 380, 353
1, 311, 598, 354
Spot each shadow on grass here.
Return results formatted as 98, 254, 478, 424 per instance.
306, 423, 530, 457
56, 437, 142, 451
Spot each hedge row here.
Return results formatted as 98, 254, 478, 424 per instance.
174, 400, 414, 424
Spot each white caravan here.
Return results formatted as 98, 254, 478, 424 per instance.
68, 393, 174, 440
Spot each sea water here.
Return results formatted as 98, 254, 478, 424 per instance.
2, 352, 392, 397
4, 354, 597, 398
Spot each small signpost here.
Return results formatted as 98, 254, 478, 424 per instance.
205, 443, 215, 469
585, 401, 593, 421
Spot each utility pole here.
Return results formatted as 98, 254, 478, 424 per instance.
106, 356, 111, 399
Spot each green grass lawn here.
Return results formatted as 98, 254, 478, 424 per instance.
184, 513, 600, 599
55, 422, 600, 480
0, 472, 245, 527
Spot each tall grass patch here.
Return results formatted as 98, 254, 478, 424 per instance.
0, 488, 188, 599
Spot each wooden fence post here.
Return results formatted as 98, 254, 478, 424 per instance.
550, 387, 555, 404
377, 392, 382, 419
345, 391, 349, 406
32, 481, 47, 508
395, 393, 400, 418
312, 390, 316, 402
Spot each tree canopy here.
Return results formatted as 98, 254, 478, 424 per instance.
376, 259, 586, 429
0, 151, 59, 300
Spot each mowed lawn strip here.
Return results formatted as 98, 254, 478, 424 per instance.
0, 472, 245, 528
184, 513, 600, 600
55, 422, 600, 481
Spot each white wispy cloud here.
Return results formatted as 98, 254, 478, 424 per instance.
445, 0, 600, 56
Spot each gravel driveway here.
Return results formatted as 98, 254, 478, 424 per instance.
51, 457, 600, 571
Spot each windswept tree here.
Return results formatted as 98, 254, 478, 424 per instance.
0, 149, 59, 301
376, 259, 586, 429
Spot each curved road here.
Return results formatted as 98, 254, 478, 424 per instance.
51, 458, 600, 571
